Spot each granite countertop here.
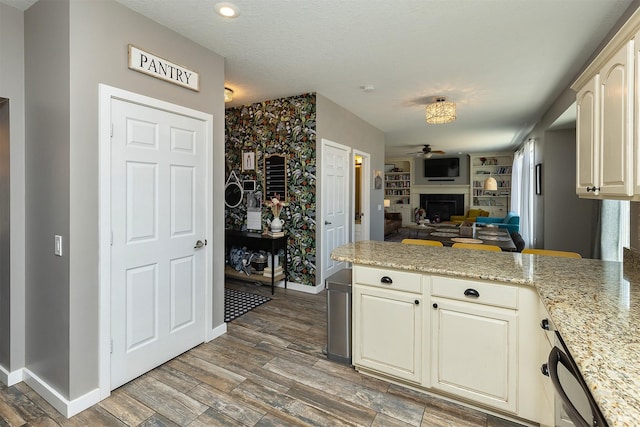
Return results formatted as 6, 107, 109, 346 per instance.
331, 241, 640, 427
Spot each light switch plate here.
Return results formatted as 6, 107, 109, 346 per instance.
54, 235, 62, 256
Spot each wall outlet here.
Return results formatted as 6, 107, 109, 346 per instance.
54, 235, 62, 256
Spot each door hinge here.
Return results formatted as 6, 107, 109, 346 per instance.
110, 339, 113, 354
110, 123, 113, 138
110, 231, 113, 246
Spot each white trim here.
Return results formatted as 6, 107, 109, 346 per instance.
206, 322, 227, 342
23, 368, 101, 418
0, 365, 23, 386
353, 149, 371, 242
98, 84, 214, 402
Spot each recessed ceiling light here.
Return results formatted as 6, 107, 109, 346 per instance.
215, 2, 240, 18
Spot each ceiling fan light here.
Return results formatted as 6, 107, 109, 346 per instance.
426, 98, 456, 124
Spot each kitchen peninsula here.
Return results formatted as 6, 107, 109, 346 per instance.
331, 241, 640, 427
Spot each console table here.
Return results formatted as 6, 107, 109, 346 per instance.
225, 230, 288, 294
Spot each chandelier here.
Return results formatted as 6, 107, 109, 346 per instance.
425, 97, 456, 124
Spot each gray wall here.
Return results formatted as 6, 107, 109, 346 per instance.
26, 0, 225, 400
543, 129, 596, 257
316, 94, 385, 284
0, 1, 26, 378
25, 0, 70, 394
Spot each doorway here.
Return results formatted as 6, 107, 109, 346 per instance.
98, 85, 213, 397
353, 150, 370, 242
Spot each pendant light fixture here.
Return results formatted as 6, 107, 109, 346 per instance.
425, 97, 456, 124
483, 175, 498, 191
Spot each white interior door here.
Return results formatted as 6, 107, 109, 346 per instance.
110, 98, 206, 389
321, 140, 350, 283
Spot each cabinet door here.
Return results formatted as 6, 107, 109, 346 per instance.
576, 74, 599, 196
353, 285, 422, 383
599, 41, 634, 197
431, 297, 517, 413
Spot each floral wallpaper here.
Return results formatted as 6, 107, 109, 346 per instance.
225, 93, 317, 287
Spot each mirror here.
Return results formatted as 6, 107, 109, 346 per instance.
225, 182, 243, 208
225, 170, 244, 208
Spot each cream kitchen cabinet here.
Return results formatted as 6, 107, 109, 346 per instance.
576, 74, 599, 197
574, 32, 635, 198
351, 266, 549, 424
430, 276, 518, 413
352, 266, 423, 383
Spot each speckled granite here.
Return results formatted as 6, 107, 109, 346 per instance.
332, 241, 640, 427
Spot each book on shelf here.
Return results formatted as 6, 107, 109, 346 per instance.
263, 266, 283, 277
266, 230, 285, 237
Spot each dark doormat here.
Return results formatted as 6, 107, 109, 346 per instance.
224, 288, 272, 322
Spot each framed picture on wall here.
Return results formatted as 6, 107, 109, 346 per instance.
374, 170, 382, 189
242, 150, 256, 173
535, 163, 542, 195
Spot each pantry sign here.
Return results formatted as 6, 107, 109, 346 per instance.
128, 45, 200, 92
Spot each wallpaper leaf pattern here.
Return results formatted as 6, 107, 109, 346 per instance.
225, 93, 317, 287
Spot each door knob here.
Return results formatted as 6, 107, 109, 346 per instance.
325, 221, 332, 225
194, 239, 207, 249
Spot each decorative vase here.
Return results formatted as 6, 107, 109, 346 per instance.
270, 217, 284, 232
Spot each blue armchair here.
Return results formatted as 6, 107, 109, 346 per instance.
476, 211, 520, 233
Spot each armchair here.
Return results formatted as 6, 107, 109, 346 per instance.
476, 211, 520, 233
450, 209, 489, 224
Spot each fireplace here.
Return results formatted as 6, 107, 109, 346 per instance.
420, 194, 465, 222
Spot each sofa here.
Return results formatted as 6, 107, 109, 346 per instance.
476, 211, 520, 234
384, 211, 403, 235
450, 209, 490, 225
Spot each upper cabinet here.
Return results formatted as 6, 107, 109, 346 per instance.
599, 42, 634, 197
573, 10, 640, 200
575, 74, 599, 196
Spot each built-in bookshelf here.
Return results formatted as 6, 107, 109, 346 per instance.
384, 160, 411, 204
469, 153, 513, 217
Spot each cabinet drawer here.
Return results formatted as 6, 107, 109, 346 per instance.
354, 266, 422, 294
431, 276, 517, 309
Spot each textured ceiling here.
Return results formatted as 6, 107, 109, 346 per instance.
4, 0, 636, 155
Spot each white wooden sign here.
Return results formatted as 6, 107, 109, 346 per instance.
128, 45, 199, 92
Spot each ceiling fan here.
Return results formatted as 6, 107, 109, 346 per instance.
408, 144, 446, 158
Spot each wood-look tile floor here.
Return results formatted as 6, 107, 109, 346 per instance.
0, 280, 527, 426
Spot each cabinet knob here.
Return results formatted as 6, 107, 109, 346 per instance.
586, 186, 600, 193
414, 299, 420, 305
540, 363, 549, 377
463, 288, 480, 298
540, 318, 550, 330
432, 303, 438, 309
380, 276, 393, 284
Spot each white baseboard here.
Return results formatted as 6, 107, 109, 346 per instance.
275, 280, 325, 294
23, 368, 101, 418
206, 322, 227, 342
0, 365, 23, 386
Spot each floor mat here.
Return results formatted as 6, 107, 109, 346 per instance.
224, 288, 272, 322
